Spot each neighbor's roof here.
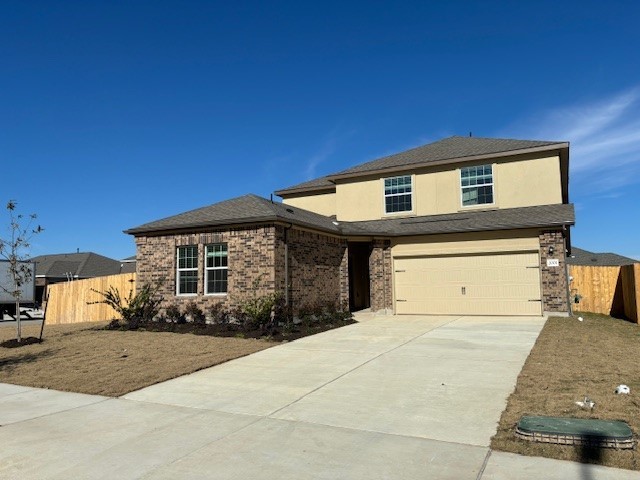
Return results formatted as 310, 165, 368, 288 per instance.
126, 194, 574, 237
276, 136, 568, 196
30, 252, 124, 278
124, 194, 342, 235
567, 247, 637, 266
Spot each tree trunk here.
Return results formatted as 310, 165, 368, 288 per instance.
15, 298, 21, 343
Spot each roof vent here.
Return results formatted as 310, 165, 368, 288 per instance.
286, 208, 294, 214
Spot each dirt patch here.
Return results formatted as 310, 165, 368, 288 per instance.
0, 336, 42, 348
0, 322, 277, 397
492, 313, 640, 470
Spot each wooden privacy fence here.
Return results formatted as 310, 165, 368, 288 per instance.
569, 264, 640, 323
45, 273, 136, 325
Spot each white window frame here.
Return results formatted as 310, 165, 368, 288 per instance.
459, 164, 495, 208
205, 243, 228, 295
383, 174, 414, 215
176, 245, 198, 296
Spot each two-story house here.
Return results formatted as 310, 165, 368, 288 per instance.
126, 136, 574, 317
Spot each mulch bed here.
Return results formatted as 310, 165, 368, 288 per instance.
106, 318, 357, 342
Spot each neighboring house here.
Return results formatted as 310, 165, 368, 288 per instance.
567, 247, 637, 267
31, 252, 125, 303
120, 255, 137, 274
126, 136, 575, 316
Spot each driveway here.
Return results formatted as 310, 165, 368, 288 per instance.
0, 314, 638, 479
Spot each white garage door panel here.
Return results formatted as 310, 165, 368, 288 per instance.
394, 252, 541, 315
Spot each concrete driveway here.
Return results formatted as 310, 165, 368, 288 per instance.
0, 313, 638, 479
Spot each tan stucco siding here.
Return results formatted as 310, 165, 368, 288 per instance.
283, 191, 337, 217
391, 229, 541, 257
495, 155, 562, 208
336, 177, 383, 221
333, 154, 563, 221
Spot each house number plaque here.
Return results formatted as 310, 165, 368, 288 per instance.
546, 259, 560, 267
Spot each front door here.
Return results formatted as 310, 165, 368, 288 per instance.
348, 242, 371, 311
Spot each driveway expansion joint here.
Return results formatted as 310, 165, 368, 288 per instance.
476, 449, 492, 479
265, 316, 465, 418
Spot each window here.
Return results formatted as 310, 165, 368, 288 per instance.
205, 243, 228, 294
461, 165, 494, 206
177, 246, 198, 295
384, 175, 413, 213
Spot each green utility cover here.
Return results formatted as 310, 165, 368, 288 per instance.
518, 416, 633, 440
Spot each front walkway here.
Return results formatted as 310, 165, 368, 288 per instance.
0, 314, 638, 479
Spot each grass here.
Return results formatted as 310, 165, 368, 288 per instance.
0, 322, 277, 397
492, 313, 640, 471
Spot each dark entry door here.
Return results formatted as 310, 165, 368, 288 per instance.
348, 242, 371, 311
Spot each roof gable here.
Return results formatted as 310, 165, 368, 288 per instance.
276, 136, 568, 196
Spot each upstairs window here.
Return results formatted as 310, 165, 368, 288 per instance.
384, 175, 413, 214
461, 165, 494, 206
205, 243, 228, 294
177, 246, 198, 295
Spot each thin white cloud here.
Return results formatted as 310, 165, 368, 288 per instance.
303, 127, 357, 180
305, 136, 337, 180
503, 87, 640, 194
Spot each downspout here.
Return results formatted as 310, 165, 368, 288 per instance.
563, 224, 573, 316
382, 241, 387, 313
284, 224, 292, 307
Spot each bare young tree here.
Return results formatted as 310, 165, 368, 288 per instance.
0, 200, 43, 342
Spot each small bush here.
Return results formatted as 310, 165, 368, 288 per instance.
240, 293, 279, 330
90, 282, 163, 329
207, 303, 229, 325
164, 303, 183, 323
184, 301, 205, 324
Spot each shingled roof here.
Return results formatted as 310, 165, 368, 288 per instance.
567, 247, 637, 266
126, 194, 574, 237
276, 136, 568, 196
30, 252, 123, 278
125, 194, 342, 235
343, 203, 575, 236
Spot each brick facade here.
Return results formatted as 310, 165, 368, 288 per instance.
135, 224, 348, 316
135, 224, 570, 317
369, 239, 393, 312
539, 229, 569, 313
135, 225, 278, 314
274, 227, 348, 311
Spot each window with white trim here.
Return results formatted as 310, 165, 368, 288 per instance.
384, 175, 413, 213
205, 243, 228, 294
461, 165, 494, 206
177, 245, 198, 295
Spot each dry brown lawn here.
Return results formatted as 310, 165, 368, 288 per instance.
492, 313, 640, 470
0, 322, 277, 397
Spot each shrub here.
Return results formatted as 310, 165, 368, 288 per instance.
240, 292, 279, 330
90, 282, 163, 329
164, 303, 183, 323
184, 301, 205, 324
235, 275, 279, 331
207, 303, 229, 325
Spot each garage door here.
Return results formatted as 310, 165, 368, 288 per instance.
394, 252, 541, 315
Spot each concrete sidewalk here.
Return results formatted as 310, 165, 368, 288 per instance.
0, 314, 638, 479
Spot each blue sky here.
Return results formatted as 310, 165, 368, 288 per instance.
1, 1, 639, 260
